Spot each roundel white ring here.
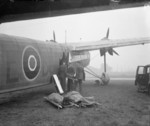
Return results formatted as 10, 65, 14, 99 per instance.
28, 55, 37, 72
22, 46, 41, 81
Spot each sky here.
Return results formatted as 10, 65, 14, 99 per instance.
0, 5, 150, 72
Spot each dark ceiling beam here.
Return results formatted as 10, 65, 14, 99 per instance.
0, 0, 149, 23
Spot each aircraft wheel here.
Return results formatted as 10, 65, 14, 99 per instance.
101, 72, 110, 85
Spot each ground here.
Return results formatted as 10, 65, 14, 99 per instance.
0, 79, 150, 126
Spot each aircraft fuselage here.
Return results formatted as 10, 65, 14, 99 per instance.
0, 34, 90, 94
0, 34, 68, 93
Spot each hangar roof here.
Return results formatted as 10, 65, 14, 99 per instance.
0, 0, 150, 23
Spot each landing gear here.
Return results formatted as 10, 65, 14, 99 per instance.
100, 72, 110, 85
99, 28, 119, 85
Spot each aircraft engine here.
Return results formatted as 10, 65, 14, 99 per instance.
69, 51, 90, 68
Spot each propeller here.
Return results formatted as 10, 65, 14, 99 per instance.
50, 30, 56, 42
100, 28, 119, 56
99, 28, 119, 72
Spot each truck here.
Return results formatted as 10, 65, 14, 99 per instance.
135, 64, 150, 94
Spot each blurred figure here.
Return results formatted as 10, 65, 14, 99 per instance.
58, 62, 67, 92
66, 64, 76, 92
76, 65, 85, 93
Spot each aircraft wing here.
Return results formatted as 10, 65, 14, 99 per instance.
69, 37, 150, 51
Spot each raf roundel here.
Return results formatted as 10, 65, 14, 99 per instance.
22, 46, 41, 81
28, 55, 37, 72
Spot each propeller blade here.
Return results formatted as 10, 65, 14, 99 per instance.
112, 49, 119, 56
101, 28, 109, 40
107, 48, 119, 56
106, 28, 109, 39
53, 31, 56, 42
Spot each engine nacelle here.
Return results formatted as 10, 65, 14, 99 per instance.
69, 51, 90, 68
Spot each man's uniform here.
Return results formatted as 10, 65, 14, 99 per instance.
67, 64, 76, 92
76, 66, 85, 93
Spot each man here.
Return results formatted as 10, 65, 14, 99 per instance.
76, 65, 85, 93
66, 63, 76, 92
58, 62, 67, 92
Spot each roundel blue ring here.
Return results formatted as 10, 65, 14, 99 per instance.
22, 46, 41, 81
